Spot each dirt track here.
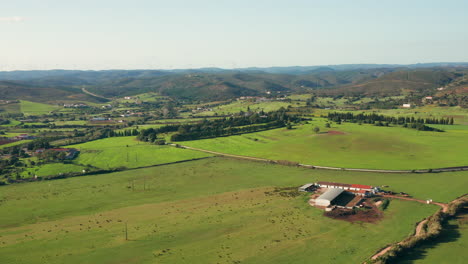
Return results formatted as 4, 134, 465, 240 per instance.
171, 144, 468, 173
370, 196, 449, 260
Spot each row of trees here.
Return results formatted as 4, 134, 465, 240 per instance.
327, 112, 454, 125
138, 108, 300, 142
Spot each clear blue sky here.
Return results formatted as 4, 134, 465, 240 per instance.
1, 0, 467, 70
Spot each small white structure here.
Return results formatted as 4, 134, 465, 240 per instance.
402, 103, 411, 108
298, 183, 314, 192
315, 188, 344, 207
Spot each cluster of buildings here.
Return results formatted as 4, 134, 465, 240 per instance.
299, 181, 380, 208
35, 148, 79, 159
63, 103, 89, 108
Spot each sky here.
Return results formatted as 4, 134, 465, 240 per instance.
1, 0, 467, 70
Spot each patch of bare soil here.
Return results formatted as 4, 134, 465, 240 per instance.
324, 202, 383, 223
327, 130, 346, 135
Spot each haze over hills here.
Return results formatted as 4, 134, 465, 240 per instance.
0, 63, 466, 103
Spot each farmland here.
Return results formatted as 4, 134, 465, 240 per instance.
2, 158, 462, 264
19, 100, 60, 115
0, 65, 467, 263
65, 137, 212, 169
180, 119, 468, 170
396, 211, 468, 264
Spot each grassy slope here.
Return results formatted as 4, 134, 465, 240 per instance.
20, 100, 60, 115
21, 163, 87, 178
396, 213, 468, 264
193, 100, 294, 116
1, 158, 461, 263
181, 119, 468, 170
65, 136, 212, 169
0, 140, 32, 149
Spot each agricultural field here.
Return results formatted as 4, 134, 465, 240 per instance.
180, 119, 468, 170
193, 100, 295, 116
19, 100, 60, 115
2, 158, 464, 264
367, 105, 468, 125
0, 103, 21, 114
0, 140, 32, 149
396, 211, 468, 264
20, 163, 87, 178
64, 136, 212, 169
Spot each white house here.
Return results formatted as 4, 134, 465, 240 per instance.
402, 103, 411, 108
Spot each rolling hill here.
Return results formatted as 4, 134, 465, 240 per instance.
0, 81, 106, 103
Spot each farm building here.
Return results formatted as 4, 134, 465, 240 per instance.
315, 188, 344, 207
402, 103, 411, 108
298, 183, 315, 192
315, 181, 377, 195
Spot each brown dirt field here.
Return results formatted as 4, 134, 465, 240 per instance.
324, 204, 383, 223
327, 130, 346, 135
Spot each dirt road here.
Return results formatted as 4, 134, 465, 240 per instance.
171, 144, 468, 174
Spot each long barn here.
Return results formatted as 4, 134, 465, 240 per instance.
315, 188, 344, 207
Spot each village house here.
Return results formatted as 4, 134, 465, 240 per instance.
35, 148, 79, 159
402, 103, 411, 108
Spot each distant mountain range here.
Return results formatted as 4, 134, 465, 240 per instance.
0, 63, 466, 103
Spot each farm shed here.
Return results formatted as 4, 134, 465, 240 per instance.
315, 188, 344, 207
298, 183, 314, 192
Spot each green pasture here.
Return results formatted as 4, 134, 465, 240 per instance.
19, 100, 60, 115
370, 105, 468, 124
20, 163, 87, 178
180, 119, 468, 170
0, 140, 31, 149
0, 103, 21, 114
397, 212, 468, 264
2, 158, 462, 263
64, 136, 212, 169
194, 100, 294, 116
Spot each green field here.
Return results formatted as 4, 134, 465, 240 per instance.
65, 136, 212, 169
193, 100, 295, 116
2, 158, 463, 264
0, 140, 31, 149
21, 163, 87, 178
397, 212, 468, 264
180, 120, 468, 170
20, 100, 60, 115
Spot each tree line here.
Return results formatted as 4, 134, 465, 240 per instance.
138, 108, 300, 142
326, 112, 452, 132
327, 112, 454, 125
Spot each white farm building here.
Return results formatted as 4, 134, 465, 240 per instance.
315, 188, 344, 207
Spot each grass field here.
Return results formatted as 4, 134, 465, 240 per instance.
20, 163, 87, 178
19, 100, 60, 115
0, 140, 31, 149
65, 136, 212, 169
180, 119, 468, 170
193, 100, 295, 116
2, 158, 461, 264
397, 211, 468, 264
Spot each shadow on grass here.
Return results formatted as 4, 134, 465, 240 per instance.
389, 209, 467, 264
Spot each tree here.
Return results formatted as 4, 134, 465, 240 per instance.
313, 126, 320, 134
325, 123, 331, 128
